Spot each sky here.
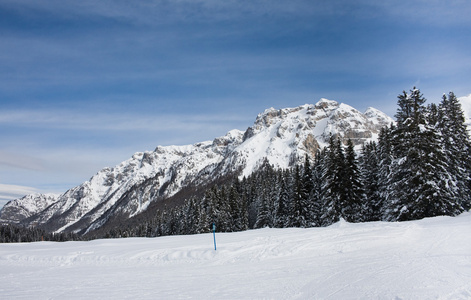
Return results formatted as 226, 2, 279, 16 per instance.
1, 0, 471, 207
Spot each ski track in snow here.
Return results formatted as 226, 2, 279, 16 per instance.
1, 214, 470, 299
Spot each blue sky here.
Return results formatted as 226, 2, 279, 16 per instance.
1, 0, 470, 207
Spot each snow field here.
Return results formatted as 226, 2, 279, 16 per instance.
1, 213, 470, 299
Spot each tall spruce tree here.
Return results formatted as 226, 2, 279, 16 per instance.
360, 141, 382, 221
343, 139, 364, 222
377, 125, 394, 219
320, 136, 344, 225
310, 149, 325, 226
438, 92, 471, 211
385, 88, 457, 221
254, 192, 271, 228
228, 185, 242, 231
301, 154, 314, 226
290, 165, 305, 227
274, 172, 290, 227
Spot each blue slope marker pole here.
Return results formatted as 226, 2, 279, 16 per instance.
212, 223, 217, 251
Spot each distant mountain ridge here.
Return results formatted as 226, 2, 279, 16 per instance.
0, 99, 393, 234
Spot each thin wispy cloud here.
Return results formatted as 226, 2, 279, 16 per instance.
0, 183, 38, 196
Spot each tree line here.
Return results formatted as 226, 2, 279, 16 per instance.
0, 223, 84, 243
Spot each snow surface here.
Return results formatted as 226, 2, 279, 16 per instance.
1, 213, 470, 299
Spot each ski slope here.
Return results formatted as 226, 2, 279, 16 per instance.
1, 214, 470, 299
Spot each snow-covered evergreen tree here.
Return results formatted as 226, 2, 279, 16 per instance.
300, 154, 315, 226
320, 136, 344, 226
310, 149, 325, 226
438, 92, 471, 211
254, 193, 271, 228
274, 173, 290, 228
377, 125, 394, 219
343, 139, 364, 222
290, 165, 305, 227
359, 142, 382, 221
385, 88, 459, 221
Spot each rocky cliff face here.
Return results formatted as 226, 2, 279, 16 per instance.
219, 99, 393, 178
0, 99, 393, 234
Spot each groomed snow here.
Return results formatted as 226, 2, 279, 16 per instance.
1, 215, 470, 299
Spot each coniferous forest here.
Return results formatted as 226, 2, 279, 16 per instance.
2, 88, 470, 242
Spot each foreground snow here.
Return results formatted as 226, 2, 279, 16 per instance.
1, 214, 470, 299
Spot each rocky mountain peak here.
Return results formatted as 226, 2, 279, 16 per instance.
314, 98, 339, 110
0, 99, 394, 234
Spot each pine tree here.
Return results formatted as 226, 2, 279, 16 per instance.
230, 182, 247, 232
377, 125, 394, 219
360, 141, 382, 221
254, 192, 271, 228
227, 185, 240, 231
438, 92, 471, 211
238, 177, 250, 230
290, 165, 306, 227
310, 149, 325, 226
245, 160, 270, 229
274, 173, 290, 227
320, 136, 343, 226
301, 154, 315, 226
343, 139, 364, 222
385, 88, 458, 221
246, 177, 258, 229
217, 186, 232, 232
204, 187, 219, 231
182, 197, 198, 234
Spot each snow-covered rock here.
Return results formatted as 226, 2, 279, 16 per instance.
459, 94, 471, 132
0, 193, 59, 224
0, 99, 393, 233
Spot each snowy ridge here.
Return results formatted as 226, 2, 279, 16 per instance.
0, 99, 393, 233
0, 193, 59, 224
1, 213, 470, 299
29, 131, 244, 233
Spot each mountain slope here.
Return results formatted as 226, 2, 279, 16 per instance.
0, 99, 393, 233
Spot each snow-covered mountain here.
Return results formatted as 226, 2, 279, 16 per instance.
0, 99, 393, 234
